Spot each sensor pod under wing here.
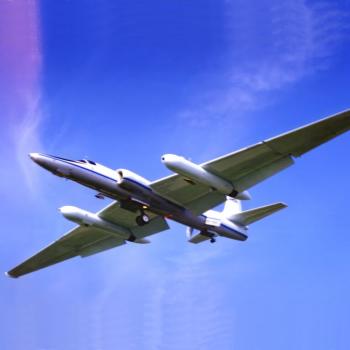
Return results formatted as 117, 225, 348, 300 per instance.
152, 109, 350, 205
7, 202, 169, 278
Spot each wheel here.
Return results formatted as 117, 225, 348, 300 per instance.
141, 214, 150, 223
136, 214, 150, 226
210, 238, 216, 243
136, 216, 145, 226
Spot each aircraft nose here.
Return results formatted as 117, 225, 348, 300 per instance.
29, 152, 45, 165
29, 152, 48, 167
28, 152, 62, 175
29, 152, 40, 161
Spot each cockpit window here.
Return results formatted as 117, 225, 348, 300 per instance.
77, 159, 96, 165
52, 155, 74, 162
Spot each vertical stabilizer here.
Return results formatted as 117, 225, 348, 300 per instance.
222, 196, 242, 221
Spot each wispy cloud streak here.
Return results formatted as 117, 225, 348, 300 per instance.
88, 245, 237, 349
226, 0, 348, 100
0, 0, 43, 194
176, 0, 349, 138
154, 247, 235, 349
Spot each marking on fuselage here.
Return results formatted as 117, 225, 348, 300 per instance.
122, 177, 152, 192
43, 154, 117, 182
43, 154, 187, 213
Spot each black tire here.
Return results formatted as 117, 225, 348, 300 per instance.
210, 238, 216, 243
136, 214, 150, 226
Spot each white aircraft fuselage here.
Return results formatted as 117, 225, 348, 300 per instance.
29, 153, 247, 241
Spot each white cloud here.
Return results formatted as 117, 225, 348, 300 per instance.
177, 0, 349, 132
12, 93, 44, 194
86, 244, 238, 349
0, 0, 44, 197
154, 248, 235, 349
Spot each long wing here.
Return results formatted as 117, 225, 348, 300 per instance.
151, 109, 350, 213
7, 202, 169, 278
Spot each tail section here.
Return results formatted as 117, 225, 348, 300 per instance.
223, 197, 287, 227
188, 198, 287, 244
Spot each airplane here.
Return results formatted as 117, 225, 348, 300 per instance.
6, 109, 350, 278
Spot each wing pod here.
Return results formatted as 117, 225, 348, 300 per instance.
59, 206, 130, 240
161, 154, 250, 199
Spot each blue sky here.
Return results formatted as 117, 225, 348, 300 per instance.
1, 0, 350, 349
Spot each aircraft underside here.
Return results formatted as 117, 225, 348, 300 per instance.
6, 109, 350, 277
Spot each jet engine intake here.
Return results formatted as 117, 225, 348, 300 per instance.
116, 169, 152, 194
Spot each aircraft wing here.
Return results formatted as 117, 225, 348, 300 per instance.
7, 202, 169, 278
151, 109, 350, 213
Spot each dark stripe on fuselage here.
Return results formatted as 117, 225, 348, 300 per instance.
41, 154, 117, 182
42, 153, 186, 212
220, 223, 247, 239
201, 214, 247, 239
122, 177, 153, 192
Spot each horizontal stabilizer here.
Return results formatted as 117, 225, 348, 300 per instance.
231, 202, 287, 226
188, 231, 215, 244
132, 238, 150, 244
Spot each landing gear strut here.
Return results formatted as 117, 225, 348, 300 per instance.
136, 213, 150, 226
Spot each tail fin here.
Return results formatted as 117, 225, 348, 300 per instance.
222, 197, 242, 221
230, 203, 287, 226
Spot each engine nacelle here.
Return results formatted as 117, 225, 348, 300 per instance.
59, 206, 130, 240
116, 169, 151, 194
161, 154, 251, 199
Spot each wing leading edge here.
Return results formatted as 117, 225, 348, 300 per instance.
151, 109, 350, 210
6, 226, 125, 278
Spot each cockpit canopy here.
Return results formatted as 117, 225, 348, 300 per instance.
77, 159, 96, 165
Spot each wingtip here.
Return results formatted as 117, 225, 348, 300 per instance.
272, 202, 288, 209
5, 271, 18, 279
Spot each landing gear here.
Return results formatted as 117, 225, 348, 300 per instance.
210, 238, 216, 243
136, 213, 150, 226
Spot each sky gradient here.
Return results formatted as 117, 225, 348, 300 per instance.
1, 0, 350, 349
